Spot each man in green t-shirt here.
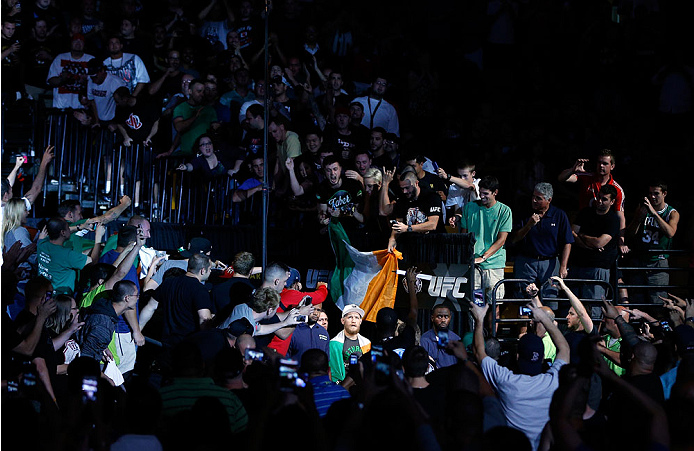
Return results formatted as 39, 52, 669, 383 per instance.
37, 217, 105, 294
58, 197, 132, 253
456, 176, 513, 301
164, 79, 217, 157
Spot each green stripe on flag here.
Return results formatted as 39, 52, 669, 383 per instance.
328, 221, 354, 308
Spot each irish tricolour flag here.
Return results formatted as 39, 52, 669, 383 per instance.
328, 222, 402, 322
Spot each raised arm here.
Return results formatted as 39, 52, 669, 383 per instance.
558, 159, 588, 184
379, 167, 396, 216
104, 230, 144, 291
12, 296, 57, 356
469, 301, 489, 361
404, 267, 421, 327
24, 146, 55, 205
552, 276, 593, 333
7, 156, 24, 187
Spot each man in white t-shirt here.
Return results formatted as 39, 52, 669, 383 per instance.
103, 35, 150, 97
46, 33, 94, 109
86, 59, 125, 126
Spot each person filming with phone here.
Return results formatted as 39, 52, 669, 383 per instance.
420, 303, 460, 370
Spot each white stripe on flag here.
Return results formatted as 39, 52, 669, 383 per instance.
335, 241, 380, 310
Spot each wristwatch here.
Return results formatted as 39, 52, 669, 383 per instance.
407, 225, 413, 232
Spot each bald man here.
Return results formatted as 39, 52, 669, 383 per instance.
625, 341, 664, 404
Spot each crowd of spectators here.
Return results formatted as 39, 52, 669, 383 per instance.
2, 0, 694, 450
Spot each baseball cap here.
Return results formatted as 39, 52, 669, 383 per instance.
335, 106, 350, 117
517, 334, 544, 376
179, 237, 212, 258
342, 304, 365, 318
285, 267, 301, 288
226, 318, 254, 339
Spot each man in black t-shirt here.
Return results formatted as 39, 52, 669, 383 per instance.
316, 156, 365, 231
387, 172, 445, 252
569, 185, 621, 302
146, 254, 215, 350
111, 86, 161, 146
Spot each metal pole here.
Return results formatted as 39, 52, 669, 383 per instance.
262, 0, 270, 274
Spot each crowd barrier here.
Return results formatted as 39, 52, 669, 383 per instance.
38, 110, 240, 224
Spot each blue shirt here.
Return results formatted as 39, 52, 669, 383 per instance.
309, 374, 351, 417
516, 205, 574, 258
420, 328, 462, 369
287, 322, 330, 363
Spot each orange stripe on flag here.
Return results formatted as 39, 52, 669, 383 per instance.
362, 249, 402, 322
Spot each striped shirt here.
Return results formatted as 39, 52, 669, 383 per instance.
309, 374, 352, 417
159, 377, 248, 433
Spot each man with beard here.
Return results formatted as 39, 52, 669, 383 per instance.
316, 156, 364, 231
387, 171, 445, 252
329, 304, 371, 383
569, 184, 621, 303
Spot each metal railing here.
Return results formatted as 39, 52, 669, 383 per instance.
490, 277, 615, 339
36, 110, 240, 224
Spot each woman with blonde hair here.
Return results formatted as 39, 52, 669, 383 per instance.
1, 197, 39, 291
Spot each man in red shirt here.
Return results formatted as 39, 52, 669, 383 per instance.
267, 268, 328, 356
558, 148, 628, 254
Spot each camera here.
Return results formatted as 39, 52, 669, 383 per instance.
295, 315, 307, 323
660, 321, 673, 332
244, 348, 265, 361
81, 376, 98, 403
390, 219, 397, 225
473, 289, 485, 307
278, 359, 306, 392
349, 353, 359, 366
302, 295, 312, 307
519, 306, 532, 316
437, 329, 449, 347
